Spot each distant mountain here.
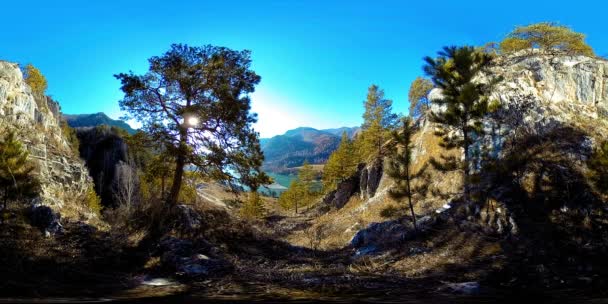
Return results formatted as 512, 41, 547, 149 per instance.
63, 112, 137, 134
322, 126, 361, 139
260, 126, 359, 173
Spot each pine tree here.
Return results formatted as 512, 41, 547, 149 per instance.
423, 46, 497, 203
323, 132, 358, 190
115, 44, 270, 209
240, 191, 266, 219
0, 132, 40, 213
500, 22, 594, 56
360, 84, 398, 160
278, 180, 305, 214
385, 118, 427, 230
362, 84, 398, 130
298, 161, 319, 207
408, 77, 434, 119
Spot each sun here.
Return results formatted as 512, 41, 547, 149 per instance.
186, 116, 199, 127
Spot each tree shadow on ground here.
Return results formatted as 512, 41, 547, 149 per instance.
478, 123, 608, 288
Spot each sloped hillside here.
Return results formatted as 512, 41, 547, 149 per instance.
284, 52, 608, 287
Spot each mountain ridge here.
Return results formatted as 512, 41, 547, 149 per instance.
260, 126, 360, 172
63, 112, 137, 134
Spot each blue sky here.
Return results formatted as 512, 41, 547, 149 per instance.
3, 0, 606, 137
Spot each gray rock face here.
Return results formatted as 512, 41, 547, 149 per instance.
0, 60, 96, 220
366, 159, 383, 197
321, 159, 385, 212
174, 204, 203, 233
76, 126, 133, 207
322, 176, 360, 210
430, 52, 608, 165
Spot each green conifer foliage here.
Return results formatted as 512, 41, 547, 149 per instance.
500, 22, 594, 56
240, 191, 266, 219
359, 84, 398, 160
423, 46, 498, 203
385, 118, 428, 230
589, 141, 608, 193
323, 132, 358, 191
0, 132, 40, 213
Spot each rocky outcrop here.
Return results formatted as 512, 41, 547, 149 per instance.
320, 159, 385, 210
0, 60, 96, 221
350, 215, 435, 250
360, 158, 383, 199
321, 164, 363, 209
28, 204, 64, 236
76, 126, 133, 207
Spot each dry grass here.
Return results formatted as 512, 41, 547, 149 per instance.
347, 227, 504, 280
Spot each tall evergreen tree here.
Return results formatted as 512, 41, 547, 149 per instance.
299, 161, 316, 194
278, 161, 319, 214
240, 191, 266, 219
115, 44, 270, 208
279, 179, 305, 214
362, 84, 398, 130
423, 46, 497, 203
0, 132, 39, 213
385, 118, 427, 230
322, 132, 358, 190
408, 77, 434, 119
360, 84, 398, 159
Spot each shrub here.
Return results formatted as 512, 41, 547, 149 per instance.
240, 191, 265, 219
23, 64, 48, 96
0, 131, 40, 213
60, 120, 79, 154
84, 186, 102, 215
380, 205, 401, 218
589, 141, 608, 193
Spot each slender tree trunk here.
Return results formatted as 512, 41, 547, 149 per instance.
161, 177, 165, 199
462, 128, 470, 204
405, 166, 417, 231
167, 128, 187, 207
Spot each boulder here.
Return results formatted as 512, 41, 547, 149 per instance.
159, 236, 231, 279
28, 204, 63, 236
174, 204, 202, 233
351, 215, 435, 250
438, 281, 481, 295
350, 218, 411, 249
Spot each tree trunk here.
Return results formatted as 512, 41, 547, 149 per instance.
462, 129, 470, 204
406, 166, 417, 231
161, 177, 165, 199
167, 128, 188, 207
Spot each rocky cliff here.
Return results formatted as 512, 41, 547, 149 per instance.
0, 60, 97, 223
309, 52, 608, 251
76, 126, 133, 207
